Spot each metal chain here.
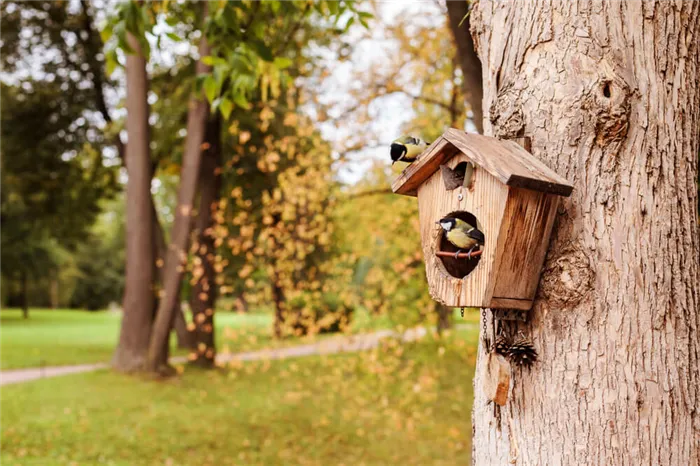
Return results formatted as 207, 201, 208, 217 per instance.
460, 307, 465, 318
481, 308, 487, 335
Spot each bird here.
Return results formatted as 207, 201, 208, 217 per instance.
390, 135, 430, 165
436, 217, 485, 259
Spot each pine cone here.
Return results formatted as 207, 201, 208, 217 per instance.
494, 335, 510, 356
508, 336, 538, 368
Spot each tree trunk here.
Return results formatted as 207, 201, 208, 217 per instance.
21, 271, 28, 319
445, 0, 483, 133
436, 303, 451, 335
470, 1, 700, 464
272, 275, 286, 339
152, 201, 192, 349
189, 114, 222, 368
78, 0, 192, 347
147, 25, 212, 372
49, 270, 58, 309
112, 32, 154, 373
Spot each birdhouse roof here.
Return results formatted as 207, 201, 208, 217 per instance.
391, 129, 573, 197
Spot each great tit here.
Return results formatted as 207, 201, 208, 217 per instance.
390, 135, 430, 165
437, 217, 485, 259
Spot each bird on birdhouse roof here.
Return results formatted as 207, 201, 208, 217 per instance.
389, 135, 430, 165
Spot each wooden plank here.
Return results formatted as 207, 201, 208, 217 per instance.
442, 129, 573, 196
491, 188, 560, 301
418, 154, 509, 307
488, 297, 533, 311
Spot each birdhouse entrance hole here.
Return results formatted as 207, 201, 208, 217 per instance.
437, 211, 483, 279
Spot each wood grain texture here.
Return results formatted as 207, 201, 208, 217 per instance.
491, 188, 560, 301
417, 154, 509, 307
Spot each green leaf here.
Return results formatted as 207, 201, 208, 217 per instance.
99, 23, 113, 44
328, 1, 339, 16
250, 40, 274, 62
232, 92, 250, 110
358, 11, 374, 19
220, 97, 233, 119
201, 55, 226, 67
203, 75, 219, 103
344, 17, 355, 32
105, 49, 119, 76
165, 32, 182, 42
273, 57, 293, 70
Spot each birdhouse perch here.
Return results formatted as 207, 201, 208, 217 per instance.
392, 129, 573, 310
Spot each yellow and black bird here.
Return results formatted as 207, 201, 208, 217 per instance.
390, 135, 430, 165
437, 217, 485, 259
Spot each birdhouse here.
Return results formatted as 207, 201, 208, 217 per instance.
392, 129, 573, 310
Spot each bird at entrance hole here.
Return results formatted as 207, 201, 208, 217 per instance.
437, 217, 484, 259
390, 135, 430, 165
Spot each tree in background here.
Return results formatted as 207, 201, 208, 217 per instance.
103, 0, 369, 373
470, 1, 700, 463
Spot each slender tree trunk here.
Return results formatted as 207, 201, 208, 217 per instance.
77, 0, 191, 346
147, 24, 212, 372
272, 275, 285, 339
112, 32, 154, 373
445, 0, 483, 133
189, 114, 222, 367
20, 271, 28, 319
49, 270, 58, 309
470, 1, 700, 464
152, 201, 192, 349
436, 303, 451, 335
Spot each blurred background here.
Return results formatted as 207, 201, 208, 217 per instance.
1, 1, 484, 464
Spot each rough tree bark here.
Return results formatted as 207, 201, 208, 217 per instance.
112, 32, 154, 372
147, 25, 212, 371
469, 1, 700, 464
446, 0, 483, 133
189, 114, 222, 367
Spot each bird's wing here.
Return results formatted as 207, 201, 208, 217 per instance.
466, 227, 485, 244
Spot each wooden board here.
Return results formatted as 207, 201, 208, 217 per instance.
417, 154, 509, 307
392, 129, 573, 197
491, 188, 560, 302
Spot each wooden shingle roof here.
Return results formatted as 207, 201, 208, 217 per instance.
391, 129, 573, 197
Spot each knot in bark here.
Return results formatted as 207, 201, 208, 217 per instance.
582, 75, 630, 148
538, 246, 594, 308
489, 82, 524, 139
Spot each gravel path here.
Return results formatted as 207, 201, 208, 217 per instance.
0, 326, 443, 387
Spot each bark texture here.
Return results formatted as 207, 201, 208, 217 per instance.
189, 114, 221, 367
147, 28, 211, 371
446, 0, 484, 133
112, 33, 154, 372
470, 1, 700, 464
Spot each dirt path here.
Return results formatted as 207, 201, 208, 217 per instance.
0, 326, 455, 387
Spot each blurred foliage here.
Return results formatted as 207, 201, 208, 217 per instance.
0, 83, 118, 301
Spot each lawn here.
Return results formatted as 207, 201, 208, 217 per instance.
0, 309, 273, 370
1, 308, 479, 370
1, 327, 478, 465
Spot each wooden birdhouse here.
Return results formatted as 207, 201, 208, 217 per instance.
392, 129, 573, 310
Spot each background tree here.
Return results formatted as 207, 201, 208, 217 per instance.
470, 1, 700, 463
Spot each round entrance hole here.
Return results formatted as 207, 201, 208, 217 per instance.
436, 211, 484, 279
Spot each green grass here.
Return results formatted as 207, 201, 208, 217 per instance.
1, 327, 478, 465
1, 307, 480, 370
0, 309, 273, 370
